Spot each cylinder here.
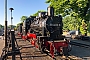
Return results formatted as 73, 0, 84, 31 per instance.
47, 6, 54, 16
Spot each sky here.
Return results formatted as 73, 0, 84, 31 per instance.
0, 0, 49, 26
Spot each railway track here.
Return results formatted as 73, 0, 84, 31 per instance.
17, 36, 84, 60
79, 36, 90, 41
5, 36, 84, 60
70, 40, 90, 48
54, 55, 83, 60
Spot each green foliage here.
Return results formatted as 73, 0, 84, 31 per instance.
15, 22, 23, 30
46, 0, 90, 35
31, 10, 46, 16
63, 15, 81, 30
16, 23, 21, 27
0, 24, 4, 29
80, 20, 87, 35
21, 16, 28, 22
8, 25, 16, 29
46, 0, 90, 21
0, 24, 3, 29
0, 24, 16, 30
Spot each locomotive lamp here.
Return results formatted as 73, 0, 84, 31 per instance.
9, 8, 14, 29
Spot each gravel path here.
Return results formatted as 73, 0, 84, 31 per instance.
0, 36, 5, 57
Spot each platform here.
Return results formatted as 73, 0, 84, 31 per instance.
0, 36, 5, 57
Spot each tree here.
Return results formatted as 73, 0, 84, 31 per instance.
8, 25, 16, 29
46, 0, 90, 21
46, 0, 90, 35
0, 24, 2, 29
21, 16, 28, 22
63, 15, 81, 30
15, 22, 23, 30
31, 10, 46, 16
0, 24, 4, 29
80, 20, 87, 35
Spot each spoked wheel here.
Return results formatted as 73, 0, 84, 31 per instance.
39, 41, 44, 53
63, 47, 69, 56
41, 46, 46, 54
38, 41, 41, 50
39, 44, 45, 53
68, 45, 72, 52
39, 41, 48, 54
59, 47, 69, 56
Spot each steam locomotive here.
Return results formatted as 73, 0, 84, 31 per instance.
17, 7, 71, 58
17, 23, 23, 36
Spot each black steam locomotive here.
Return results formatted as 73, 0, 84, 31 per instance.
18, 6, 71, 58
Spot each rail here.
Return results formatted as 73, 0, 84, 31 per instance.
70, 41, 90, 48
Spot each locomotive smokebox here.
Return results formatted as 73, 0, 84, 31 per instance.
47, 6, 54, 16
